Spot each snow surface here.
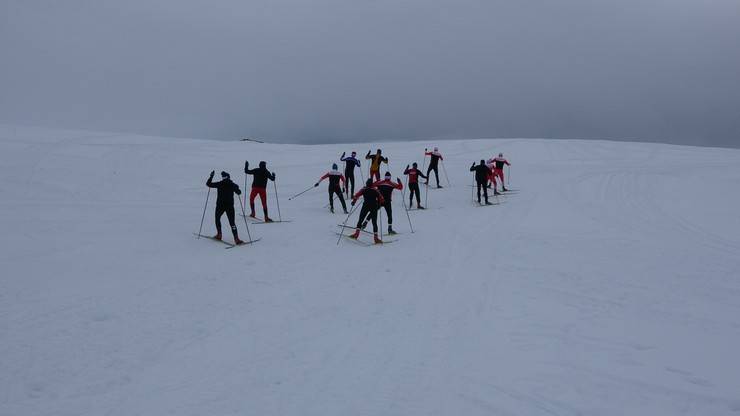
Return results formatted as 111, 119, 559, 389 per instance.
2, 125, 740, 416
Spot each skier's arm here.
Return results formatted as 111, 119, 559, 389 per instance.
403, 166, 410, 175
234, 184, 242, 195
395, 178, 403, 190
505, 159, 511, 166
470, 164, 476, 172
245, 168, 258, 175
418, 169, 428, 179
315, 172, 330, 186
355, 158, 361, 167
206, 171, 217, 188
340, 151, 346, 161
269, 171, 276, 181
382, 156, 388, 163
365, 150, 371, 159
340, 175, 346, 186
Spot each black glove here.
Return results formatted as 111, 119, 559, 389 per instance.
351, 200, 356, 206
209, 170, 215, 178
272, 172, 276, 180
244, 161, 249, 171
341, 151, 345, 158
397, 177, 402, 183
314, 183, 319, 187
406, 164, 409, 169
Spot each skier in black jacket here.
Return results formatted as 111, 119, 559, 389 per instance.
206, 171, 244, 244
340, 151, 361, 197
349, 179, 385, 244
245, 160, 276, 222
470, 160, 493, 205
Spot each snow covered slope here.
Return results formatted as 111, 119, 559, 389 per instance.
2, 125, 740, 416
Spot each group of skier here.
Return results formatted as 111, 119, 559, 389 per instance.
201, 148, 511, 245
470, 153, 511, 205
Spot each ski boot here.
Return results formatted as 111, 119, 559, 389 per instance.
374, 234, 383, 244
485, 200, 493, 205
213, 232, 223, 240
234, 237, 245, 245
343, 209, 349, 214
418, 205, 425, 209
502, 186, 508, 192
249, 211, 257, 219
493, 190, 502, 196
349, 229, 360, 239
436, 185, 443, 189
264, 217, 274, 223
330, 207, 335, 213
388, 225, 397, 235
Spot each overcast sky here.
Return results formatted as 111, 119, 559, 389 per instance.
1, 0, 739, 146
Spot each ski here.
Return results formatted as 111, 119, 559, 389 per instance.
193, 233, 235, 247
335, 232, 395, 245
239, 214, 291, 224
224, 238, 262, 249
473, 201, 501, 207
337, 224, 401, 237
253, 220, 292, 224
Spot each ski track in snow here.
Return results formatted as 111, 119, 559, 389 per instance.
1, 125, 740, 415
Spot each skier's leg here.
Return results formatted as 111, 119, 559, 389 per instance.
249, 188, 258, 216
483, 182, 489, 203
214, 205, 225, 238
226, 206, 240, 240
258, 188, 269, 218
434, 167, 440, 187
328, 190, 334, 210
337, 190, 347, 211
425, 166, 433, 184
369, 208, 378, 233
384, 202, 392, 226
356, 205, 370, 229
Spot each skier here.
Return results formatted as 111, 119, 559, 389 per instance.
403, 162, 427, 209
486, 157, 501, 195
206, 171, 244, 244
244, 160, 276, 222
470, 160, 493, 205
365, 149, 388, 182
372, 172, 404, 234
349, 178, 385, 244
424, 147, 444, 188
491, 153, 511, 192
340, 151, 361, 197
315, 163, 348, 214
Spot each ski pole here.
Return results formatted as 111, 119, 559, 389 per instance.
273, 180, 282, 222
336, 202, 360, 245
400, 181, 414, 233
441, 159, 451, 187
288, 185, 315, 200
237, 193, 254, 242
197, 187, 211, 238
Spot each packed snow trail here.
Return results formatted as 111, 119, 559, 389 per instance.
2, 125, 740, 415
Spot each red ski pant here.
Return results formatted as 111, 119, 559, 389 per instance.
370, 169, 380, 181
249, 187, 268, 215
493, 168, 505, 185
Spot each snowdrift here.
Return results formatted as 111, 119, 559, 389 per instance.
2, 125, 740, 415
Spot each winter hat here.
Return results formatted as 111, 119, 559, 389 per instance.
332, 163, 338, 170
351, 151, 357, 156
498, 153, 503, 157
259, 161, 267, 168
434, 147, 439, 151
412, 162, 418, 167
385, 172, 391, 178
221, 171, 230, 179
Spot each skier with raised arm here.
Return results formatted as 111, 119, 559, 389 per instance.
365, 149, 388, 182
349, 178, 385, 244
206, 171, 244, 244
403, 162, 427, 209
244, 160, 276, 222
424, 147, 444, 188
340, 151, 361, 197
470, 160, 493, 205
491, 152, 511, 192
315, 163, 348, 214
372, 172, 404, 235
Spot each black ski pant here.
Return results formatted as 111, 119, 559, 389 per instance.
476, 180, 489, 203
356, 204, 379, 233
381, 200, 393, 225
408, 182, 421, 206
329, 187, 347, 211
426, 165, 440, 186
215, 204, 238, 237
345, 170, 355, 197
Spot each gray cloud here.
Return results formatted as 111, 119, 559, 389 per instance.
2, 0, 739, 147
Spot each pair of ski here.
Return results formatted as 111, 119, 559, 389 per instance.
193, 233, 261, 249
239, 214, 292, 224
335, 225, 396, 246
